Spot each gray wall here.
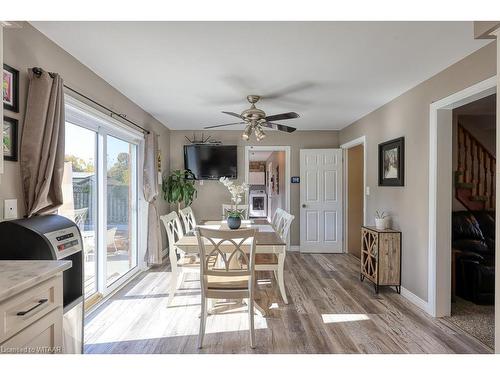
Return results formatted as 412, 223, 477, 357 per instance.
0, 22, 171, 247
339, 41, 497, 301
169, 130, 339, 245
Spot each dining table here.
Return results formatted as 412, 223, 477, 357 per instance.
174, 219, 288, 314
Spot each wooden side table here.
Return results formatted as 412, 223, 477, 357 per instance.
360, 226, 402, 293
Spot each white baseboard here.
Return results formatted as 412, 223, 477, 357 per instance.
289, 246, 300, 252
400, 287, 433, 315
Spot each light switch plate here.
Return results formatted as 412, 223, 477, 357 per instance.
4, 199, 18, 219
366, 186, 370, 196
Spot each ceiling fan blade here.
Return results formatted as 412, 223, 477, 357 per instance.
222, 111, 245, 119
261, 122, 297, 133
204, 122, 245, 129
265, 112, 300, 122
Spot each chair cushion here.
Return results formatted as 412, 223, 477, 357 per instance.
177, 255, 200, 268
255, 253, 278, 265
207, 275, 250, 290
178, 254, 218, 268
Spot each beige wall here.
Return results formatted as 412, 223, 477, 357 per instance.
169, 130, 339, 245
347, 144, 364, 258
474, 21, 500, 39
0, 23, 171, 247
339, 41, 497, 301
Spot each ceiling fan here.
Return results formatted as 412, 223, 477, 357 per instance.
204, 95, 299, 141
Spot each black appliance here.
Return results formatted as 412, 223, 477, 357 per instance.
0, 214, 84, 353
184, 144, 237, 180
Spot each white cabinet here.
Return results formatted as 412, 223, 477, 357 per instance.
0, 274, 64, 354
249, 171, 265, 185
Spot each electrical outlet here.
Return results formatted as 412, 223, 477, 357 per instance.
366, 186, 370, 196
4, 199, 18, 220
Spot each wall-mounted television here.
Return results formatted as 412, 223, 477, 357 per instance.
184, 144, 237, 180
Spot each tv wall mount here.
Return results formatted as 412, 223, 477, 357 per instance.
185, 132, 222, 145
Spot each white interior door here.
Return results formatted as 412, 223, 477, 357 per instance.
300, 149, 343, 253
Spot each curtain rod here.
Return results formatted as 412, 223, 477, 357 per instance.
31, 67, 150, 135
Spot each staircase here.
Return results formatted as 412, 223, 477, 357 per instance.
455, 123, 495, 211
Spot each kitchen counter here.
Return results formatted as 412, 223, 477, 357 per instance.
0, 260, 72, 302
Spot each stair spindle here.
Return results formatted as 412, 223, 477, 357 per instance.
471, 140, 476, 194
491, 159, 496, 209
483, 151, 488, 197
464, 131, 469, 183
457, 125, 463, 181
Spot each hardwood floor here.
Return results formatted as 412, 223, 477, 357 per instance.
84, 253, 492, 354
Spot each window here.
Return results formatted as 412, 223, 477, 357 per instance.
61, 96, 142, 301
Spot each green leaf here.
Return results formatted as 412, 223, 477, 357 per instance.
161, 169, 198, 208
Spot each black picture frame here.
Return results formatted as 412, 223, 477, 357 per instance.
378, 137, 404, 186
3, 64, 19, 113
3, 116, 18, 162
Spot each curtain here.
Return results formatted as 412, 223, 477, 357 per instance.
20, 69, 65, 217
143, 131, 163, 265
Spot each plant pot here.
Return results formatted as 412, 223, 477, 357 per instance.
375, 218, 387, 230
227, 216, 241, 230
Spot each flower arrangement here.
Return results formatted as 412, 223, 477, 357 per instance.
219, 177, 249, 218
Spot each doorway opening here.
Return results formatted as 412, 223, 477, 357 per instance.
341, 136, 367, 258
447, 93, 496, 349
244, 146, 290, 222
429, 76, 496, 352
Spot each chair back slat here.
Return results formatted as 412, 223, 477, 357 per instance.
160, 211, 184, 254
275, 211, 294, 241
196, 227, 256, 278
271, 208, 285, 228
180, 206, 197, 232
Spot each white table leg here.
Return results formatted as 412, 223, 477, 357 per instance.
277, 253, 288, 304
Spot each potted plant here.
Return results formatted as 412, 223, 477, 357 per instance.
162, 169, 197, 212
219, 177, 249, 229
375, 210, 389, 230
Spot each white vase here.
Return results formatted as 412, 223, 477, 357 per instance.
375, 218, 387, 230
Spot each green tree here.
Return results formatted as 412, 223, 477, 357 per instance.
65, 155, 94, 173
108, 152, 130, 184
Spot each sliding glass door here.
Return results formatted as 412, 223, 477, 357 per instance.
62, 122, 98, 297
62, 100, 141, 302
105, 135, 138, 286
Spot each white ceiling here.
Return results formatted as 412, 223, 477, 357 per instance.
31, 21, 490, 131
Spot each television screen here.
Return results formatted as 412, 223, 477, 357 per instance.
184, 144, 237, 180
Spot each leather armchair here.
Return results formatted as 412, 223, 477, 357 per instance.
452, 211, 495, 305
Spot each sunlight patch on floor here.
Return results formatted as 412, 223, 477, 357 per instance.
85, 295, 268, 345
321, 314, 370, 323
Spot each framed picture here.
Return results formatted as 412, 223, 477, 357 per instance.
378, 136, 404, 186
3, 64, 19, 113
3, 116, 18, 161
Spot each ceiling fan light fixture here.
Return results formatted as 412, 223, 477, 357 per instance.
254, 126, 266, 141
242, 124, 252, 140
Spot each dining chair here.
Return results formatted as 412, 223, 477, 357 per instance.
222, 204, 249, 220
160, 211, 201, 306
195, 227, 257, 349
179, 206, 197, 233
271, 207, 284, 228
255, 210, 294, 304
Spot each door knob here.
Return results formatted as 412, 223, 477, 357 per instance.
302, 204, 306, 208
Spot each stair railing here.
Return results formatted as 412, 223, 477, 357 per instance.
457, 123, 495, 210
